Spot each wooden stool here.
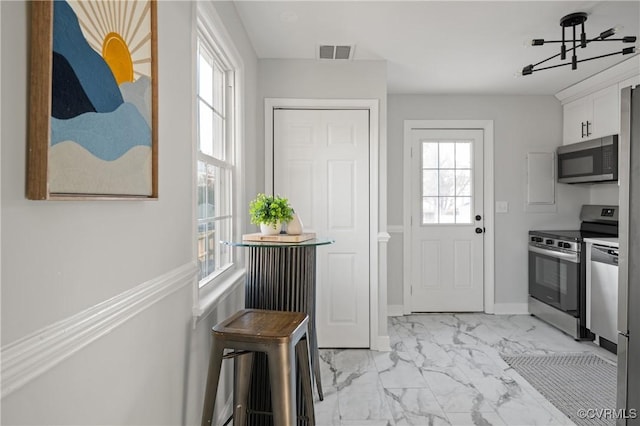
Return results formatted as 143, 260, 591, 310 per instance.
201, 309, 315, 426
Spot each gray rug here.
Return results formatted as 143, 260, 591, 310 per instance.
502, 353, 617, 426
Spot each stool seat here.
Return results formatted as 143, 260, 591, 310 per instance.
213, 309, 307, 343
202, 309, 315, 426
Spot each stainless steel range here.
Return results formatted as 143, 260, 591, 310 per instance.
528, 204, 618, 339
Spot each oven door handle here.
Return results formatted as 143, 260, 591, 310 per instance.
528, 245, 580, 263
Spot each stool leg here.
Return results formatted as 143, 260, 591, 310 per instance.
201, 339, 225, 426
310, 329, 324, 401
233, 352, 254, 426
296, 337, 315, 426
267, 344, 297, 426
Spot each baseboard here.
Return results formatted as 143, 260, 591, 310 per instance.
387, 304, 404, 317
376, 335, 391, 352
493, 303, 529, 315
1, 262, 198, 399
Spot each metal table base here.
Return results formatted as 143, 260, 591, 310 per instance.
240, 244, 326, 426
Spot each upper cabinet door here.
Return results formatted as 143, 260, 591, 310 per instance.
591, 85, 619, 140
563, 96, 591, 145
562, 84, 619, 145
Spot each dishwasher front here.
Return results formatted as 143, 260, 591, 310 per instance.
589, 244, 619, 347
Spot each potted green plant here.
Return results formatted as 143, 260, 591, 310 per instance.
249, 193, 294, 235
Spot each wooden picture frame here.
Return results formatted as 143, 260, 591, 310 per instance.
27, 0, 158, 200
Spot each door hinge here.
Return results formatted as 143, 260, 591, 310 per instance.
410, 147, 413, 158
410, 286, 413, 295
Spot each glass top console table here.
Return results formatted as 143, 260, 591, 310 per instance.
222, 237, 334, 425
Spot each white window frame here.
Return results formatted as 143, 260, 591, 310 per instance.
192, 2, 245, 319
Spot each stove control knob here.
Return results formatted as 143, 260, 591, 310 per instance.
563, 242, 571, 249
546, 239, 553, 245
558, 242, 564, 247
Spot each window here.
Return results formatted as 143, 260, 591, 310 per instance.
421, 140, 473, 224
196, 31, 235, 285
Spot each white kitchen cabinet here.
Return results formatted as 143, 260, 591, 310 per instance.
562, 84, 619, 145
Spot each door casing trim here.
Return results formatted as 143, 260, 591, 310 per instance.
403, 120, 495, 315
265, 98, 387, 350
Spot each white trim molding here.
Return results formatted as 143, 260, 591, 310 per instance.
264, 98, 387, 350
555, 56, 640, 104
402, 120, 495, 316
1, 262, 198, 399
387, 305, 405, 317
493, 303, 529, 315
387, 225, 404, 234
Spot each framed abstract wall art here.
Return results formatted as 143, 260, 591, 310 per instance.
27, 0, 158, 200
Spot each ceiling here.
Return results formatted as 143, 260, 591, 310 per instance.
233, 1, 640, 95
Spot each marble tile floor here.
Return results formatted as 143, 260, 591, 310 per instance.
314, 313, 617, 426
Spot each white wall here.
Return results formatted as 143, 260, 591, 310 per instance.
387, 95, 591, 308
1, 2, 258, 424
589, 182, 620, 206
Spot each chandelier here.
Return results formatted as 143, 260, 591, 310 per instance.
522, 12, 636, 76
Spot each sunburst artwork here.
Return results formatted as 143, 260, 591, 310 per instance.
26, 0, 158, 199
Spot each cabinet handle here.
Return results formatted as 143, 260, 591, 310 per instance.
586, 121, 591, 136
581, 121, 587, 138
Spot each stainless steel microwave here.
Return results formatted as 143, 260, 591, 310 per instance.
557, 135, 618, 184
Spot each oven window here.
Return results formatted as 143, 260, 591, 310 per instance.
529, 250, 579, 314
536, 256, 568, 293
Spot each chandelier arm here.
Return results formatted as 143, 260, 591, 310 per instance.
532, 38, 629, 43
530, 61, 574, 73
574, 49, 633, 64
530, 48, 630, 74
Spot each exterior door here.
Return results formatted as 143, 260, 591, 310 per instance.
272, 108, 370, 347
410, 129, 484, 312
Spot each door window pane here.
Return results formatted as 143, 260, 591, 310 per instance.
438, 170, 455, 196
420, 139, 474, 224
422, 142, 438, 168
422, 197, 438, 224
456, 170, 472, 196
456, 142, 471, 168
439, 143, 455, 168
422, 170, 438, 196
456, 197, 472, 223
439, 197, 456, 223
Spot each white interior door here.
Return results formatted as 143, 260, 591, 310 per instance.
273, 109, 370, 348
410, 129, 484, 312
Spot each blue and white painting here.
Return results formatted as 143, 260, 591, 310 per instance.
48, 0, 154, 196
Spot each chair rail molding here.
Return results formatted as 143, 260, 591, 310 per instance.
1, 262, 198, 399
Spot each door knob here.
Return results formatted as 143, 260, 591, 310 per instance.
475, 227, 484, 234
475, 215, 482, 221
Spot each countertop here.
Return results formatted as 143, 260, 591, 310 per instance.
584, 237, 619, 248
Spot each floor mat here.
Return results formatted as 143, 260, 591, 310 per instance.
502, 353, 617, 426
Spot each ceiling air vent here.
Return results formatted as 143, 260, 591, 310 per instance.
317, 44, 354, 60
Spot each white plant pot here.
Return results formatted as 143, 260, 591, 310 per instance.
286, 213, 303, 235
260, 222, 282, 235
